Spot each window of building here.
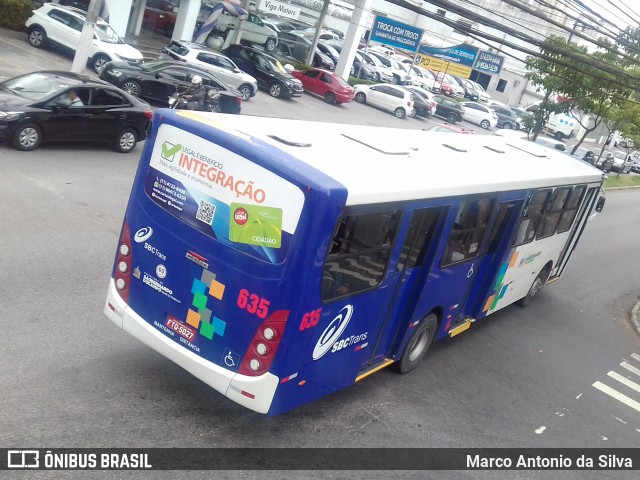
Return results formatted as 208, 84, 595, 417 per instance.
496, 79, 507, 93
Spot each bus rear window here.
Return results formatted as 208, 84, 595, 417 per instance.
144, 123, 305, 263
322, 210, 401, 301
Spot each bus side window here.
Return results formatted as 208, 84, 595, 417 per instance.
537, 187, 570, 239
556, 186, 586, 233
397, 207, 445, 272
514, 190, 551, 245
442, 198, 494, 266
322, 210, 401, 301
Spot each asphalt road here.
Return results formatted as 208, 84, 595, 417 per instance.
1, 26, 640, 480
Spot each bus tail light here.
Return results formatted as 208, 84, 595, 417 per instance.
238, 310, 288, 377
114, 222, 132, 303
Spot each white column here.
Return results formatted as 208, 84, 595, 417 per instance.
104, 0, 135, 38
172, 0, 202, 42
335, 0, 373, 81
130, 0, 147, 36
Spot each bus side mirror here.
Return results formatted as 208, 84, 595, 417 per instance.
595, 196, 606, 213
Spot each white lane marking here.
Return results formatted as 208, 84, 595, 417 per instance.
631, 353, 640, 363
608, 371, 640, 394
592, 381, 640, 413
620, 361, 640, 378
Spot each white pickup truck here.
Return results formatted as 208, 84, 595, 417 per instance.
214, 12, 278, 52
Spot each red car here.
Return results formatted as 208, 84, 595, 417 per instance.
291, 68, 355, 105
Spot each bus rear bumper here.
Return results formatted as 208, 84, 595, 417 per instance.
104, 279, 278, 414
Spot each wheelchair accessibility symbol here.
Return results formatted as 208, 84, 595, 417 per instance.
223, 348, 240, 368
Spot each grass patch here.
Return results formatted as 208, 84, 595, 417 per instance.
604, 173, 640, 188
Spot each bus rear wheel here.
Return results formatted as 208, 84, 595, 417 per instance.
395, 313, 438, 374
517, 268, 549, 307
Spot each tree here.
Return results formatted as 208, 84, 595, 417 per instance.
524, 36, 588, 141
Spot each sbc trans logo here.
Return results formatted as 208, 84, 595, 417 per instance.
134, 227, 153, 243
313, 305, 353, 360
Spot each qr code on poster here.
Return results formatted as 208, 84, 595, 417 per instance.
196, 200, 216, 225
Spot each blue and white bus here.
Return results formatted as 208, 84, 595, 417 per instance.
105, 110, 605, 415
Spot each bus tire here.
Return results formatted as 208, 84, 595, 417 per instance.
554, 131, 565, 140
517, 268, 549, 308
395, 313, 438, 374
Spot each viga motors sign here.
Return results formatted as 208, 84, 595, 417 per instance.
258, 0, 300, 20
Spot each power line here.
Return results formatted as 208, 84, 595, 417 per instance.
383, 0, 640, 90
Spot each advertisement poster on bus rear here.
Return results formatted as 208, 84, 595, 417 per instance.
145, 123, 304, 262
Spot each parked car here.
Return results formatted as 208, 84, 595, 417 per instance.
368, 45, 395, 56
461, 101, 497, 129
350, 52, 377, 80
221, 44, 303, 98
275, 32, 334, 70
611, 154, 634, 173
0, 70, 151, 152
358, 50, 395, 83
405, 86, 436, 117
406, 65, 440, 93
432, 94, 466, 123
290, 68, 354, 105
317, 42, 340, 65
159, 40, 258, 101
354, 84, 415, 118
629, 152, 640, 173
461, 78, 491, 103
439, 73, 465, 97
427, 71, 457, 97
488, 101, 519, 129
213, 11, 278, 52
100, 60, 242, 113
367, 51, 410, 85
429, 123, 475, 134
25, 4, 143, 74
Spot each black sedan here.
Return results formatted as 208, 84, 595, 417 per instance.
100, 60, 242, 114
0, 71, 151, 152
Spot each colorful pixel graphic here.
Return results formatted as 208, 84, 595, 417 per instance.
186, 269, 227, 341
483, 249, 520, 313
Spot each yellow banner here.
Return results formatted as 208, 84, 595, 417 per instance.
414, 55, 472, 78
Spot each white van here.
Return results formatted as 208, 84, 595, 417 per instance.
545, 112, 576, 140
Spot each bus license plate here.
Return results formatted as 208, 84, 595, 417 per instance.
166, 315, 196, 342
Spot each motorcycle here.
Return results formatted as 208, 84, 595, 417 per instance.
168, 87, 222, 112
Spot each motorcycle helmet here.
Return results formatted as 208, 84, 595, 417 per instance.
191, 75, 202, 85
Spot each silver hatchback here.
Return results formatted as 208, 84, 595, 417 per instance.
159, 41, 258, 101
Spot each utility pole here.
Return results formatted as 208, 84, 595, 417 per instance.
71, 0, 101, 74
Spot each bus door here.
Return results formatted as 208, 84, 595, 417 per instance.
319, 207, 446, 372
421, 197, 503, 334
365, 206, 448, 367
464, 198, 524, 319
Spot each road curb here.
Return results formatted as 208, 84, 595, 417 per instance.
631, 300, 640, 336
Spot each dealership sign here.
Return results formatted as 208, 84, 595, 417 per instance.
474, 50, 504, 74
258, 0, 300, 20
418, 44, 479, 67
370, 16, 424, 52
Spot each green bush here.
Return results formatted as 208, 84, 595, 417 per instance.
0, 0, 35, 30
348, 77, 375, 87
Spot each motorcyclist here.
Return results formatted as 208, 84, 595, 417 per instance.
178, 75, 206, 111
582, 150, 595, 165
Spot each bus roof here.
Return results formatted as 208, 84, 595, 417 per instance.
176, 112, 604, 206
